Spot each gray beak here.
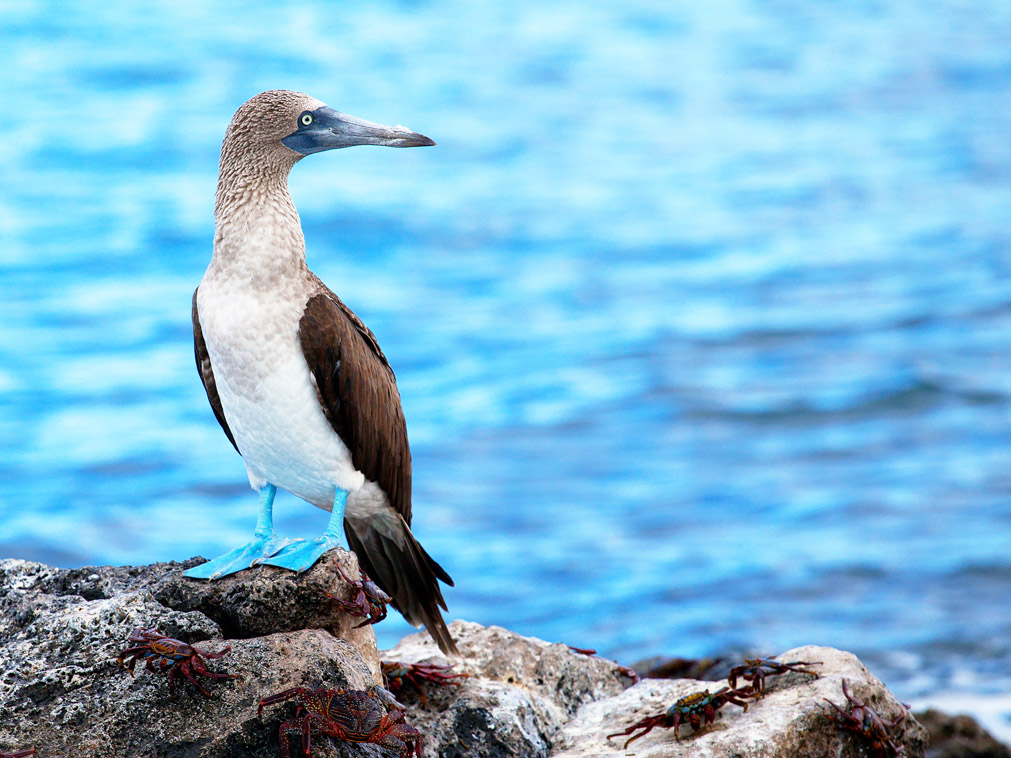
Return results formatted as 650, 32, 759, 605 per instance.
282, 106, 436, 155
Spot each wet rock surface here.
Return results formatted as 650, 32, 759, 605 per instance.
0, 557, 985, 758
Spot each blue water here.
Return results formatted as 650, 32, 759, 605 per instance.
2, 0, 1011, 736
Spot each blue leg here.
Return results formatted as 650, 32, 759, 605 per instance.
183, 485, 302, 580
260, 488, 348, 573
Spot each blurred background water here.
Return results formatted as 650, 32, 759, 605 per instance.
2, 0, 1011, 738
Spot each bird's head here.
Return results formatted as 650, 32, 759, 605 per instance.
221, 90, 435, 166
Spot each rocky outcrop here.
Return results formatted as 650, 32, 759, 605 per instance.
381, 621, 633, 757
385, 629, 927, 758
552, 646, 921, 757
20, 552, 382, 678
0, 557, 945, 757
915, 708, 1011, 758
0, 554, 379, 758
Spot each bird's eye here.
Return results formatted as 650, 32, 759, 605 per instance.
300, 113, 313, 126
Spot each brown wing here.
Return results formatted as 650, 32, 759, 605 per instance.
298, 283, 412, 523
192, 289, 239, 454
300, 281, 457, 654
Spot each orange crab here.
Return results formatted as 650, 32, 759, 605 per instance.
258, 686, 424, 758
382, 660, 469, 705
117, 628, 239, 701
326, 566, 392, 627
607, 685, 758, 746
728, 655, 821, 695
825, 678, 909, 758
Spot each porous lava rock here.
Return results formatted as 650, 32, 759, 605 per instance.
381, 620, 634, 757
384, 631, 928, 758
549, 645, 927, 757
0, 559, 939, 757
0, 556, 379, 757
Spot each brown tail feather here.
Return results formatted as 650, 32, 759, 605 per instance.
345, 516, 458, 656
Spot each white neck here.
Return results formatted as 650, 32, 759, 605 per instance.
210, 152, 309, 285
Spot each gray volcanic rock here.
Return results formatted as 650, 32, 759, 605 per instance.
550, 645, 927, 757
382, 635, 927, 758
381, 621, 634, 757
0, 559, 933, 758
152, 551, 382, 676
0, 557, 382, 757
18, 551, 381, 674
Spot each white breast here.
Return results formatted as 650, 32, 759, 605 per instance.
196, 274, 365, 509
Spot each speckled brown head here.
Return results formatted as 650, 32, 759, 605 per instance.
221, 89, 434, 166
214, 89, 435, 225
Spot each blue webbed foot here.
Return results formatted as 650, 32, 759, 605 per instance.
183, 484, 304, 580
184, 534, 303, 580
259, 487, 350, 574
259, 533, 345, 574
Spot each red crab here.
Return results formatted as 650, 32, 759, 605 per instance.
382, 660, 469, 705
117, 627, 240, 701
728, 655, 821, 695
825, 678, 909, 758
607, 685, 758, 746
259, 686, 423, 758
326, 565, 392, 627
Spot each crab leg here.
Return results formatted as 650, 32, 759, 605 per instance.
194, 644, 232, 661
258, 687, 314, 714
117, 647, 148, 669
277, 720, 302, 758
606, 714, 665, 748
191, 654, 241, 681
176, 661, 214, 698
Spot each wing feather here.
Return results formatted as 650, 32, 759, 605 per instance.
298, 282, 412, 523
192, 289, 239, 454
299, 280, 457, 654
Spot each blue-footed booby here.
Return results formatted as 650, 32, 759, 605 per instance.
185, 90, 456, 654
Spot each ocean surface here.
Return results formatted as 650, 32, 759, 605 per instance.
2, 0, 1011, 739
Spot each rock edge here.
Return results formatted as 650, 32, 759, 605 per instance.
0, 557, 947, 757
